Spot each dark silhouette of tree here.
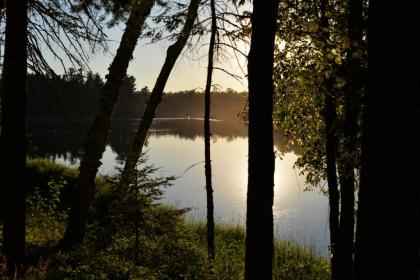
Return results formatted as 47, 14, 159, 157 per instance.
0, 0, 28, 275
204, 0, 217, 261
113, 76, 145, 119
119, 0, 200, 187
335, 0, 364, 278
0, 1, 108, 265
20, 73, 245, 120
61, 0, 156, 249
23, 73, 148, 120
0, 0, 107, 75
27, 70, 103, 120
354, 1, 420, 279
318, 1, 341, 277
244, 0, 279, 279
157, 90, 245, 121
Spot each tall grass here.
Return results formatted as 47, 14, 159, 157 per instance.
189, 223, 330, 279
0, 158, 330, 279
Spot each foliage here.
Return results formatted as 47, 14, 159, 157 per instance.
72, 0, 134, 27
273, 0, 366, 190
26, 157, 79, 208
0, 158, 330, 279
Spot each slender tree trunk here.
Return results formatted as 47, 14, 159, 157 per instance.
319, 1, 340, 278
336, 157, 355, 279
119, 0, 199, 186
0, 0, 28, 274
324, 92, 341, 278
336, 162, 354, 279
244, 1, 279, 279
336, 0, 364, 278
204, 0, 217, 261
61, 0, 155, 248
354, 1, 420, 279
134, 168, 139, 265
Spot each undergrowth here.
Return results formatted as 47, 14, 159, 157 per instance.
0, 158, 330, 279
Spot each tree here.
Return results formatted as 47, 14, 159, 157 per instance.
273, 1, 366, 277
0, 1, 108, 267
113, 76, 145, 119
0, 0, 28, 275
203, 0, 217, 261
336, 0, 364, 278
318, 1, 341, 277
119, 0, 200, 187
354, 1, 420, 279
244, 0, 279, 279
0, 0, 107, 75
61, 0, 156, 248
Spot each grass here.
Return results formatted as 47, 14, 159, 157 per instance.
190, 223, 330, 279
1, 158, 330, 279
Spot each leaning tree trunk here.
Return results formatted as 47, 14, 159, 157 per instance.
336, 0, 364, 278
318, 1, 341, 278
0, 0, 28, 275
244, 1, 279, 279
203, 0, 217, 261
119, 0, 199, 186
354, 1, 420, 279
61, 0, 155, 249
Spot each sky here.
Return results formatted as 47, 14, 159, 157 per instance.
83, 22, 248, 92
34, 1, 252, 92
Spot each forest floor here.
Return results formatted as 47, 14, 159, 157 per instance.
0, 158, 330, 279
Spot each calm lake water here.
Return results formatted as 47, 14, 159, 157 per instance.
28, 119, 330, 255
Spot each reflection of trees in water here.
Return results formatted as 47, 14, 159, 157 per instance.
148, 120, 248, 141
27, 120, 88, 162
27, 119, 292, 161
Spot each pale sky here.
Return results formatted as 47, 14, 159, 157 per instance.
36, 1, 251, 92
85, 23, 248, 92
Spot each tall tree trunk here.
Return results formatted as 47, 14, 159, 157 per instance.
336, 0, 364, 278
0, 0, 28, 274
204, 0, 217, 261
354, 1, 420, 279
119, 0, 199, 186
324, 92, 341, 278
61, 0, 155, 249
319, 1, 340, 278
244, 1, 279, 279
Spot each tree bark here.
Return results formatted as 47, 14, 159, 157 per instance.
354, 1, 420, 279
336, 0, 364, 278
60, 0, 155, 249
318, 1, 341, 278
0, 0, 28, 274
244, 1, 279, 279
204, 0, 217, 261
324, 91, 341, 278
119, 0, 199, 186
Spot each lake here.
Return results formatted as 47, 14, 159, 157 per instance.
27, 119, 330, 255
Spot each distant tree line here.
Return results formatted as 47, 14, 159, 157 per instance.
17, 70, 246, 121
157, 88, 246, 121
24, 70, 145, 120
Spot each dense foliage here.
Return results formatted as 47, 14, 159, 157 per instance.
273, 0, 366, 189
